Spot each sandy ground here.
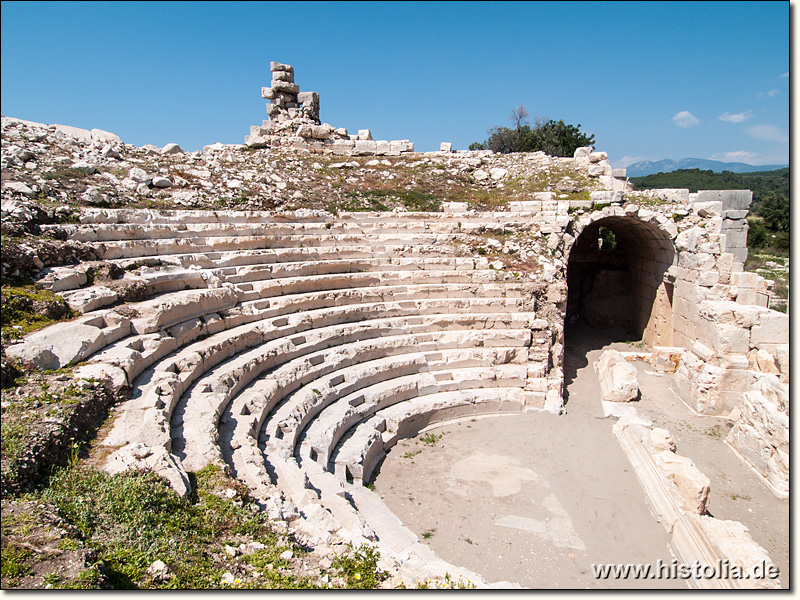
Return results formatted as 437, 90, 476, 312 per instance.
371, 324, 789, 589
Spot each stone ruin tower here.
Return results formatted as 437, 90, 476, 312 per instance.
245, 62, 414, 155
263, 62, 322, 130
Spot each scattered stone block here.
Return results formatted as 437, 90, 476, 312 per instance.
595, 349, 639, 402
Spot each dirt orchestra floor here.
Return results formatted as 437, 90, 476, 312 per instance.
372, 324, 789, 589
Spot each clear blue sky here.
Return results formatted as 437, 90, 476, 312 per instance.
1, 1, 790, 166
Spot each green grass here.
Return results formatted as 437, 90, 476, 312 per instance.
1, 283, 76, 342
1, 462, 394, 589
330, 544, 388, 589
420, 432, 443, 446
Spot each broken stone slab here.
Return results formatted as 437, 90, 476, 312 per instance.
358, 129, 373, 141
725, 374, 788, 498
670, 514, 780, 589
296, 124, 333, 140
72, 361, 129, 392
59, 285, 118, 314
613, 418, 683, 531
271, 80, 299, 94
649, 346, 685, 373
594, 349, 639, 402
270, 61, 294, 74
130, 285, 240, 334
104, 443, 192, 498
656, 452, 711, 514
5, 319, 107, 370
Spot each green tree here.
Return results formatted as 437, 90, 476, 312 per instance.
471, 105, 595, 157
757, 192, 789, 232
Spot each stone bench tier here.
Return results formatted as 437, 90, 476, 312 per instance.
83, 234, 474, 261
59, 220, 482, 242
72, 207, 529, 228
297, 369, 532, 469
39, 251, 499, 294
100, 310, 541, 457
332, 387, 528, 485
91, 295, 544, 394
262, 346, 529, 450
174, 327, 532, 470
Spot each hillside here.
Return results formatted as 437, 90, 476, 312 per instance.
625, 158, 787, 177
629, 168, 789, 206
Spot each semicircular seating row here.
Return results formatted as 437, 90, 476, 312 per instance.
36, 209, 556, 585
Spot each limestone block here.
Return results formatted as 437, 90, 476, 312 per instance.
389, 140, 414, 152
692, 201, 723, 217
270, 61, 294, 73
612, 418, 682, 531
131, 286, 239, 334
6, 321, 106, 370
440, 142, 453, 152
245, 135, 268, 149
59, 286, 118, 314
543, 389, 564, 414
73, 362, 129, 392
573, 146, 593, 158
648, 428, 676, 453
595, 349, 639, 402
649, 347, 684, 373
658, 453, 711, 514
297, 91, 318, 105
358, 129, 373, 141
775, 344, 789, 381
611, 168, 627, 178
723, 228, 748, 249
750, 310, 789, 345
272, 80, 299, 94
272, 69, 294, 83
354, 140, 377, 154
670, 515, 780, 589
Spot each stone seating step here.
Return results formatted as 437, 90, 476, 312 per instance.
81, 229, 477, 258
262, 346, 529, 454
340, 387, 529, 485
59, 220, 483, 242
90, 295, 543, 390
72, 207, 527, 227
89, 238, 471, 260
178, 330, 530, 471
297, 366, 531, 467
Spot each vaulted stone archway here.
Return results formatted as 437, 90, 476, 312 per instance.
566, 215, 677, 346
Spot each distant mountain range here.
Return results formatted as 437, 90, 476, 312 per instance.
624, 158, 788, 178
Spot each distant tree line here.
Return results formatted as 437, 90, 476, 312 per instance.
470, 105, 596, 157
630, 168, 789, 253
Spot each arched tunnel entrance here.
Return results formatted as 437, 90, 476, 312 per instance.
566, 216, 677, 346
562, 215, 677, 402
